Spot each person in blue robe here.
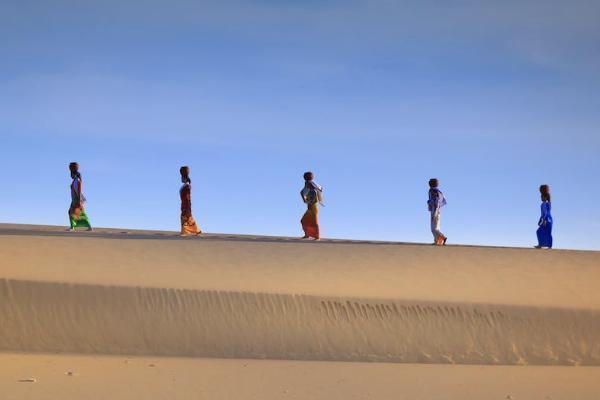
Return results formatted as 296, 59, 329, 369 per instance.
536, 184, 553, 249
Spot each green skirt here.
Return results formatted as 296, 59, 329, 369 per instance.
69, 207, 91, 229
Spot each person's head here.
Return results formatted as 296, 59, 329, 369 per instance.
69, 162, 80, 179
180, 166, 191, 183
539, 184, 551, 202
429, 178, 439, 188
303, 171, 314, 182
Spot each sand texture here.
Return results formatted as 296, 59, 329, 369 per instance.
3, 353, 600, 400
1, 224, 599, 398
1, 278, 600, 365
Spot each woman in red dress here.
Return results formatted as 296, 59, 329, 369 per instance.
179, 166, 201, 236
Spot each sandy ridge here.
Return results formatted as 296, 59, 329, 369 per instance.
1, 225, 599, 309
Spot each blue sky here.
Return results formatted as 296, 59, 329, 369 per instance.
1, 1, 599, 249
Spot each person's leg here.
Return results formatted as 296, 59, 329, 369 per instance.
437, 211, 446, 244
69, 205, 91, 229
68, 211, 76, 229
181, 214, 199, 235
188, 215, 201, 235
301, 209, 310, 238
180, 214, 188, 235
301, 204, 319, 239
539, 223, 552, 248
431, 210, 441, 244
68, 204, 77, 229
537, 223, 553, 248
534, 225, 544, 249
430, 211, 437, 243
77, 209, 91, 228
312, 204, 320, 240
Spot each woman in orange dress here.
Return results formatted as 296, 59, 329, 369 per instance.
179, 166, 201, 236
300, 171, 323, 240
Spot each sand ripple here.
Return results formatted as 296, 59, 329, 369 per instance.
1, 278, 598, 365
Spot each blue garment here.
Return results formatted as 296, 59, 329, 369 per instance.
427, 188, 447, 212
536, 201, 553, 248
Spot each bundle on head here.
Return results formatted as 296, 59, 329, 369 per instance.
180, 166, 191, 183
540, 184, 551, 201
429, 178, 439, 188
303, 171, 314, 181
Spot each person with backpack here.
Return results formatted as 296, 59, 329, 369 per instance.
427, 178, 447, 246
300, 171, 324, 240
67, 162, 92, 231
535, 184, 553, 249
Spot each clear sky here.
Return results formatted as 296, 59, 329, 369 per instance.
1, 1, 599, 249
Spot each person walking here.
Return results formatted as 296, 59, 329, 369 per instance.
179, 166, 202, 236
427, 178, 447, 246
300, 171, 323, 240
535, 184, 553, 249
68, 162, 92, 231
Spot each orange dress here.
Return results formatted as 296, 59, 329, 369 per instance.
180, 183, 201, 235
301, 202, 319, 239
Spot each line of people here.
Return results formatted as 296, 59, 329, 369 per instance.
67, 162, 553, 249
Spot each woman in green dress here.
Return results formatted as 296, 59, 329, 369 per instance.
68, 162, 92, 231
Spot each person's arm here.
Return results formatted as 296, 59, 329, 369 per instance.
541, 202, 549, 225
427, 191, 432, 211
430, 190, 439, 213
538, 203, 545, 226
77, 177, 83, 207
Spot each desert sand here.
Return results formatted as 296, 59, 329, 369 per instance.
1, 223, 599, 399
3, 353, 600, 400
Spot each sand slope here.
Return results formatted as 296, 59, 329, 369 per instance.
1, 279, 599, 365
1, 224, 599, 367
1, 224, 599, 308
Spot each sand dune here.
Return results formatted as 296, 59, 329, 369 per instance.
1, 224, 599, 308
1, 278, 599, 365
1, 224, 600, 397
